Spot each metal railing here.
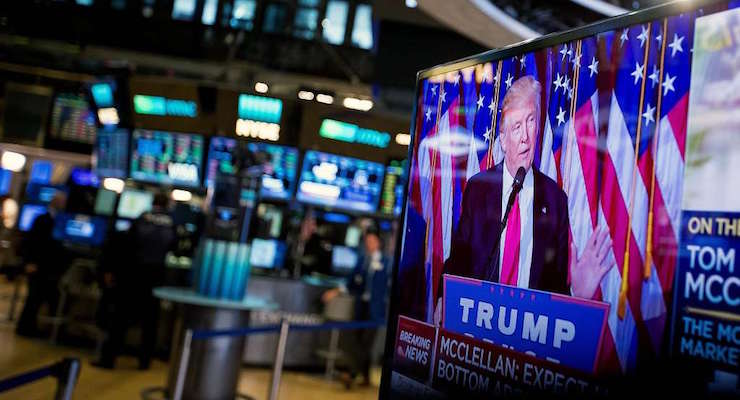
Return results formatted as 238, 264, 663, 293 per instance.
0, 358, 81, 400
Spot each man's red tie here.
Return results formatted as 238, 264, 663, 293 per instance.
501, 194, 521, 286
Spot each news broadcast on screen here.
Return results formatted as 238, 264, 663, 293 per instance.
381, 1, 740, 398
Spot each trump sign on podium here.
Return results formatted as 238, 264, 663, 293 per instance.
442, 275, 608, 374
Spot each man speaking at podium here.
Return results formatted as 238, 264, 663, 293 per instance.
437, 76, 612, 319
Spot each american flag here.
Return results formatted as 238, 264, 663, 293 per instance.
404, 8, 711, 374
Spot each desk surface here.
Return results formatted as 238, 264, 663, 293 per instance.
153, 287, 278, 311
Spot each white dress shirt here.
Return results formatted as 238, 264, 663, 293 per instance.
498, 164, 534, 288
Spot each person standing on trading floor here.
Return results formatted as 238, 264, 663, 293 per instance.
322, 227, 390, 388
16, 193, 70, 337
94, 192, 175, 370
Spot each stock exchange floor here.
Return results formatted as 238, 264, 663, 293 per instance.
0, 278, 380, 400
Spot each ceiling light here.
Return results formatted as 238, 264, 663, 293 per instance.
343, 97, 373, 111
298, 90, 315, 101
1, 151, 26, 172
102, 178, 125, 194
255, 82, 269, 93
171, 189, 193, 202
316, 94, 334, 104
395, 133, 411, 146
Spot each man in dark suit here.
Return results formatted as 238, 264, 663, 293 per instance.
436, 76, 612, 321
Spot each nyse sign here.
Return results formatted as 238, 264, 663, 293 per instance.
235, 118, 280, 141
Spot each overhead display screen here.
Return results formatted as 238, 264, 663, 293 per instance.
94, 127, 129, 178
384, 2, 740, 398
49, 93, 98, 144
296, 150, 384, 213
205, 137, 298, 200
130, 129, 204, 187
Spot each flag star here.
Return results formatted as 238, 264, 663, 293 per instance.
476, 94, 484, 110
663, 73, 676, 96
431, 85, 437, 96
440, 88, 446, 103
554, 73, 563, 91
568, 86, 574, 100
493, 73, 499, 85
520, 55, 527, 70
505, 73, 513, 89
631, 61, 644, 85
556, 107, 566, 126
668, 33, 684, 57
588, 56, 599, 77
572, 52, 582, 69
619, 29, 629, 47
656, 33, 662, 45
452, 74, 460, 85
483, 126, 492, 142
563, 76, 570, 91
488, 98, 495, 115
567, 45, 574, 60
648, 65, 660, 88
560, 45, 568, 61
637, 25, 649, 48
425, 108, 431, 122
642, 103, 655, 128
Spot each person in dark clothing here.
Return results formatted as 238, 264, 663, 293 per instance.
94, 192, 176, 370
322, 228, 390, 388
16, 193, 69, 337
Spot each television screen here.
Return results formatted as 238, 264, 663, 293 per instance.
130, 129, 204, 187
29, 160, 53, 185
52, 213, 107, 246
380, 159, 407, 216
69, 168, 100, 187
114, 219, 131, 232
0, 169, 10, 196
94, 188, 117, 216
18, 204, 47, 232
384, 2, 740, 398
205, 137, 299, 200
296, 151, 384, 213
331, 245, 358, 275
117, 189, 153, 219
49, 93, 98, 144
249, 238, 285, 269
25, 184, 66, 205
94, 127, 129, 178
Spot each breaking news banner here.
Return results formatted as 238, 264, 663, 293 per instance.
391, 315, 607, 399
442, 275, 609, 374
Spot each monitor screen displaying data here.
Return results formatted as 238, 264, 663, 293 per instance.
49, 93, 97, 144
116, 189, 153, 219
94, 127, 129, 178
296, 151, 384, 213
130, 129, 204, 187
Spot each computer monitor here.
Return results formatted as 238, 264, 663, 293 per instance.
249, 238, 285, 269
114, 219, 132, 232
25, 184, 66, 205
331, 246, 358, 275
18, 204, 47, 232
296, 151, 384, 213
130, 129, 204, 187
94, 127, 129, 178
49, 93, 97, 145
94, 188, 118, 216
116, 189, 153, 219
52, 213, 107, 246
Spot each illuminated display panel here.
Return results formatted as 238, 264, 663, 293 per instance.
379, 159, 407, 216
130, 129, 204, 187
49, 93, 97, 144
94, 127, 129, 178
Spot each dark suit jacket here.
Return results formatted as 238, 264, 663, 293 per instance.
348, 252, 391, 323
441, 163, 570, 296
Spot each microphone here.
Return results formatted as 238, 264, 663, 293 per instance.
485, 166, 526, 282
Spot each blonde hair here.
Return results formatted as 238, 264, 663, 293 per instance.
500, 75, 541, 134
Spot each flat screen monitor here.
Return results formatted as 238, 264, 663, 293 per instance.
18, 204, 47, 232
116, 189, 153, 219
0, 169, 10, 196
94, 188, 117, 216
383, 2, 740, 398
49, 93, 98, 144
114, 219, 132, 232
29, 160, 53, 185
94, 127, 129, 178
52, 213, 107, 246
379, 159, 407, 216
331, 245, 357, 275
69, 167, 99, 187
249, 238, 285, 269
205, 137, 299, 200
296, 151, 384, 213
130, 129, 204, 187
25, 184, 66, 205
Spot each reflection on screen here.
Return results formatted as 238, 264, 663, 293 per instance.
296, 151, 384, 213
